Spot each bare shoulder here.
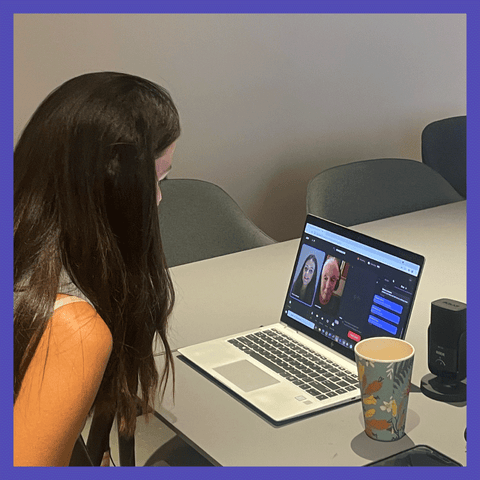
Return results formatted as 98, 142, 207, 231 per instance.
51, 296, 113, 358
14, 296, 113, 466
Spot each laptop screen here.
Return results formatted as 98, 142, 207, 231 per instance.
281, 214, 425, 361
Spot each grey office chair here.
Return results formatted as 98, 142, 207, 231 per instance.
306, 158, 464, 227
421, 115, 466, 198
158, 178, 275, 268
117, 178, 273, 466
71, 180, 272, 466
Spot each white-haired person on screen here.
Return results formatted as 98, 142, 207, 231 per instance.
317, 256, 342, 316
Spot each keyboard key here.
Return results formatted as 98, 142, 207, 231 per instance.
309, 382, 329, 393
248, 351, 285, 375
323, 380, 339, 390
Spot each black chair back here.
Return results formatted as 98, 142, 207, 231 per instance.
421, 116, 466, 198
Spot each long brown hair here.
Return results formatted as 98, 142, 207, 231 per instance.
14, 72, 180, 435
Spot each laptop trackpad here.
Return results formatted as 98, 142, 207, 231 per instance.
214, 360, 280, 392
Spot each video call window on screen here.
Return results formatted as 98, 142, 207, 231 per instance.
285, 222, 422, 352
290, 246, 349, 316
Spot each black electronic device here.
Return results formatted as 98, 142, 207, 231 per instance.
365, 445, 463, 466
420, 298, 466, 402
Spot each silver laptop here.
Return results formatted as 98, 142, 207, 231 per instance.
178, 214, 425, 424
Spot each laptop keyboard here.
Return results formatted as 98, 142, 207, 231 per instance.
228, 328, 359, 401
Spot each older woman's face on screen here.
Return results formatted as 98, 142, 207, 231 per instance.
319, 260, 340, 304
156, 142, 176, 204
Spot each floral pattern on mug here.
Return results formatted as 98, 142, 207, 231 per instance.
357, 357, 413, 441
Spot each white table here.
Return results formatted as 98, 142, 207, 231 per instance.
153, 201, 467, 466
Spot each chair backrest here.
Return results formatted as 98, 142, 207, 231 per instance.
158, 179, 275, 267
306, 158, 464, 227
421, 115, 466, 198
69, 436, 95, 466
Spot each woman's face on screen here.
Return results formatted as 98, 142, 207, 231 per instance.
302, 259, 316, 286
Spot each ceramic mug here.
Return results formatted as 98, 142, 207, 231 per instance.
354, 337, 414, 442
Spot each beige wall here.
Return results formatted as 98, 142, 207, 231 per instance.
14, 14, 466, 240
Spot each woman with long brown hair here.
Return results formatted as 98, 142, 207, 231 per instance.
14, 72, 180, 466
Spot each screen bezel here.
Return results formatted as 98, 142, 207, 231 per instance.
280, 214, 425, 362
